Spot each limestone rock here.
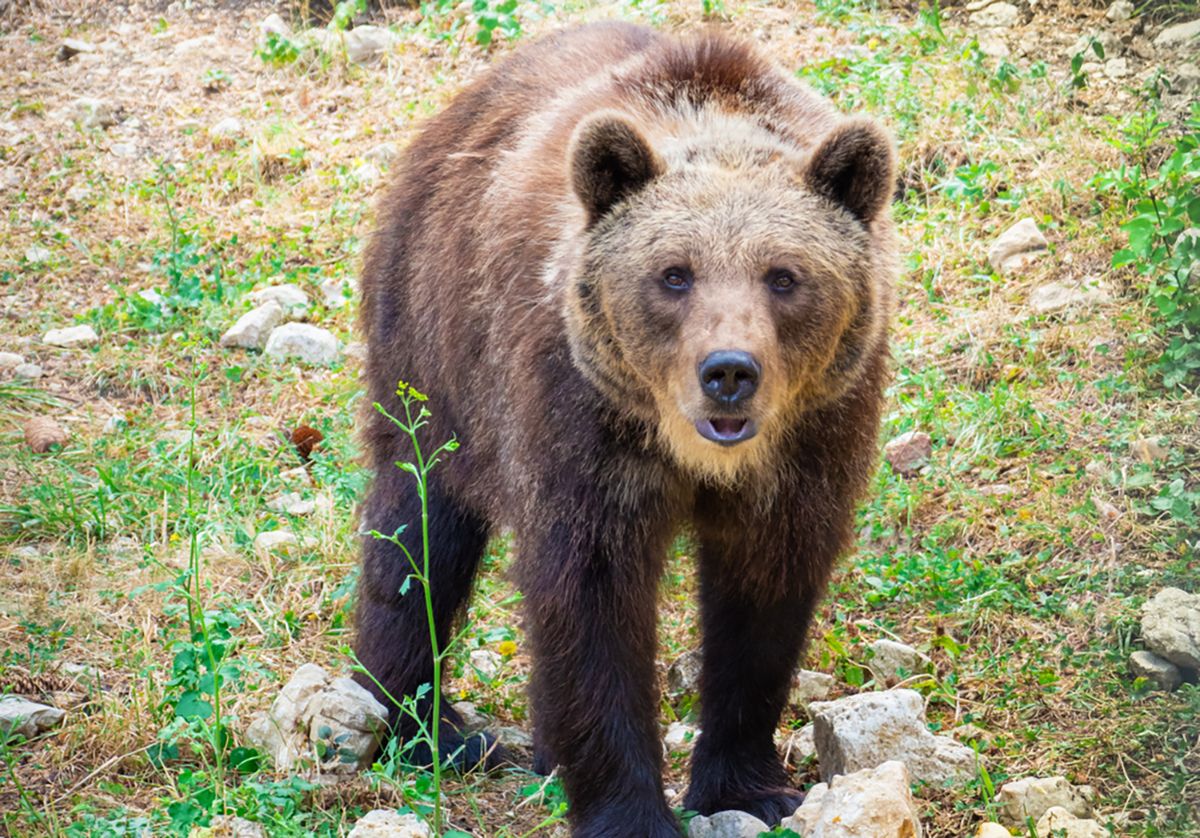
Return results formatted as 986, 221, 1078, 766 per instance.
975, 823, 1012, 838
43, 325, 99, 348
249, 284, 310, 318
1129, 437, 1168, 462
494, 725, 533, 749
264, 323, 340, 366
781, 761, 923, 838
0, 351, 24, 370
1105, 0, 1134, 22
1129, 650, 1183, 691
1034, 807, 1107, 838
791, 669, 835, 706
868, 639, 932, 686
344, 26, 398, 64
191, 815, 265, 838
68, 97, 119, 129
346, 810, 430, 838
668, 649, 703, 698
779, 723, 816, 764
969, 2, 1019, 29
1028, 278, 1109, 316
1140, 588, 1200, 669
987, 218, 1048, 275
253, 530, 300, 554
14, 363, 44, 379
220, 301, 283, 350
259, 13, 291, 40
267, 492, 315, 516
0, 696, 66, 738
688, 810, 771, 838
997, 776, 1094, 828
1154, 18, 1200, 50
1171, 63, 1200, 94
210, 117, 244, 147
245, 663, 388, 775
810, 689, 977, 784
665, 721, 699, 753
470, 649, 501, 681
884, 431, 932, 476
365, 142, 399, 167
451, 701, 487, 730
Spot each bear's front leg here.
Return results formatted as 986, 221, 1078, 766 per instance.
522, 515, 682, 837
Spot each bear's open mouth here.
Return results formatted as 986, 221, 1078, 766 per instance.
696, 417, 757, 446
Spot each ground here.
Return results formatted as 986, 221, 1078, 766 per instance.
1, 0, 1198, 836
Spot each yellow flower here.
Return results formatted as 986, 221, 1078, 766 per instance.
498, 640, 518, 657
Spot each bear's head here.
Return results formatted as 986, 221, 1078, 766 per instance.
564, 110, 896, 485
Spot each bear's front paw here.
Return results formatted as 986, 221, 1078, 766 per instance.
684, 786, 805, 826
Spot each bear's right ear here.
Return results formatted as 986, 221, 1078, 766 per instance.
570, 113, 663, 226
804, 117, 896, 225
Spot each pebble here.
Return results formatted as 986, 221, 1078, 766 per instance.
688, 810, 771, 838
1105, 0, 1134, 22
264, 323, 340, 366
0, 351, 23, 370
1129, 437, 1168, 462
884, 430, 932, 477
868, 639, 932, 686
969, 2, 1019, 29
249, 284, 310, 317
58, 38, 97, 61
68, 97, 119, 129
266, 492, 315, 516
988, 218, 1048, 275
779, 723, 816, 763
782, 760, 923, 838
470, 649, 501, 681
1035, 807, 1107, 838
220, 301, 283, 350
43, 325, 99, 348
1154, 18, 1200, 49
0, 696, 66, 739
668, 649, 703, 698
1129, 650, 1183, 691
346, 810, 430, 838
13, 363, 41, 379
790, 668, 835, 706
1028, 278, 1109, 316
344, 25, 398, 65
664, 720, 699, 752
1140, 587, 1200, 670
997, 776, 1094, 827
364, 142, 399, 167
253, 530, 300, 554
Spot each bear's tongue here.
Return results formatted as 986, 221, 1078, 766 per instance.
710, 417, 747, 436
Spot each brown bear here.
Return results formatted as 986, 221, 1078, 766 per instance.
354, 21, 897, 836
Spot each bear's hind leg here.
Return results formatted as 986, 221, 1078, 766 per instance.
353, 466, 506, 771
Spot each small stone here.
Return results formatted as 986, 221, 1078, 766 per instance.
451, 701, 487, 730
997, 776, 1094, 828
1068, 31, 1123, 59
264, 323, 340, 366
1129, 437, 1168, 462
139, 288, 164, 306
664, 721, 699, 752
344, 341, 368, 362
344, 25, 398, 65
977, 32, 1011, 57
979, 483, 1015, 498
346, 810, 430, 838
1105, 0, 1134, 21
259, 13, 291, 40
0, 352, 23, 370
951, 722, 990, 746
988, 218, 1048, 275
494, 725, 533, 749
1171, 63, 1200, 94
975, 825, 1012, 838
884, 430, 932, 476
249, 284, 310, 317
868, 639, 932, 686
1129, 650, 1182, 691
810, 689, 977, 784
1034, 807, 1107, 838
25, 245, 51, 264
470, 649, 501, 681
209, 117, 244, 147
266, 492, 315, 516
14, 363, 44, 379
1028, 278, 1109, 316
364, 142, 399, 167
790, 669, 835, 706
667, 649, 703, 698
58, 38, 97, 61
44, 325, 99, 348
1140, 587, 1200, 669
781, 760, 923, 838
353, 162, 382, 187
1103, 57, 1130, 78
1154, 18, 1200, 49
68, 97, 119, 129
253, 530, 299, 554
220, 301, 283, 350
192, 815, 266, 838
66, 184, 92, 203
779, 723, 816, 764
0, 696, 66, 739
969, 2, 1019, 29
688, 810, 771, 838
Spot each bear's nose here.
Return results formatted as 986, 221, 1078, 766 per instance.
698, 350, 760, 406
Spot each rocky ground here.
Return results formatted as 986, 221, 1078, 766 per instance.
1, 0, 1199, 836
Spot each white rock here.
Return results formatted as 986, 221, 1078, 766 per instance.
220, 301, 283, 350
249, 284, 309, 317
66, 184, 92, 203
688, 810, 771, 838
997, 776, 1094, 828
259, 13, 291, 40
347, 810, 430, 838
0, 352, 24, 369
969, 2, 1019, 28
1105, 0, 1134, 21
267, 492, 315, 516
779, 723, 816, 763
1154, 18, 1200, 49
668, 649, 703, 698
884, 431, 932, 476
1029, 278, 1109, 315
253, 530, 299, 554
1141, 587, 1200, 669
978, 32, 1011, 58
364, 142, 399, 167
664, 721, 699, 752
68, 97, 119, 129
1129, 437, 1168, 462
1172, 63, 1200, 94
210, 117, 244, 145
44, 325, 99, 348
470, 649, 501, 681
988, 218, 1048, 275
791, 669, 835, 706
245, 664, 388, 775
299, 27, 342, 55
1067, 31, 1123, 59
494, 725, 533, 749
344, 25, 398, 64
451, 701, 487, 730
1129, 650, 1183, 691
1104, 57, 1130, 78
203, 815, 266, 837
138, 288, 164, 306
781, 761, 923, 838
868, 639, 932, 686
975, 825, 1012, 838
25, 245, 51, 263
1034, 807, 1107, 838
0, 696, 66, 738
810, 689, 977, 784
264, 323, 340, 366
14, 363, 44, 379
353, 161, 382, 187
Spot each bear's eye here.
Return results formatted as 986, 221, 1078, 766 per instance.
767, 269, 799, 292
661, 266, 693, 292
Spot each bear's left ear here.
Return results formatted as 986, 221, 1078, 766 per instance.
804, 118, 896, 224
570, 112, 664, 226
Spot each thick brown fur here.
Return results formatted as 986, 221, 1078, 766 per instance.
354, 22, 897, 837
